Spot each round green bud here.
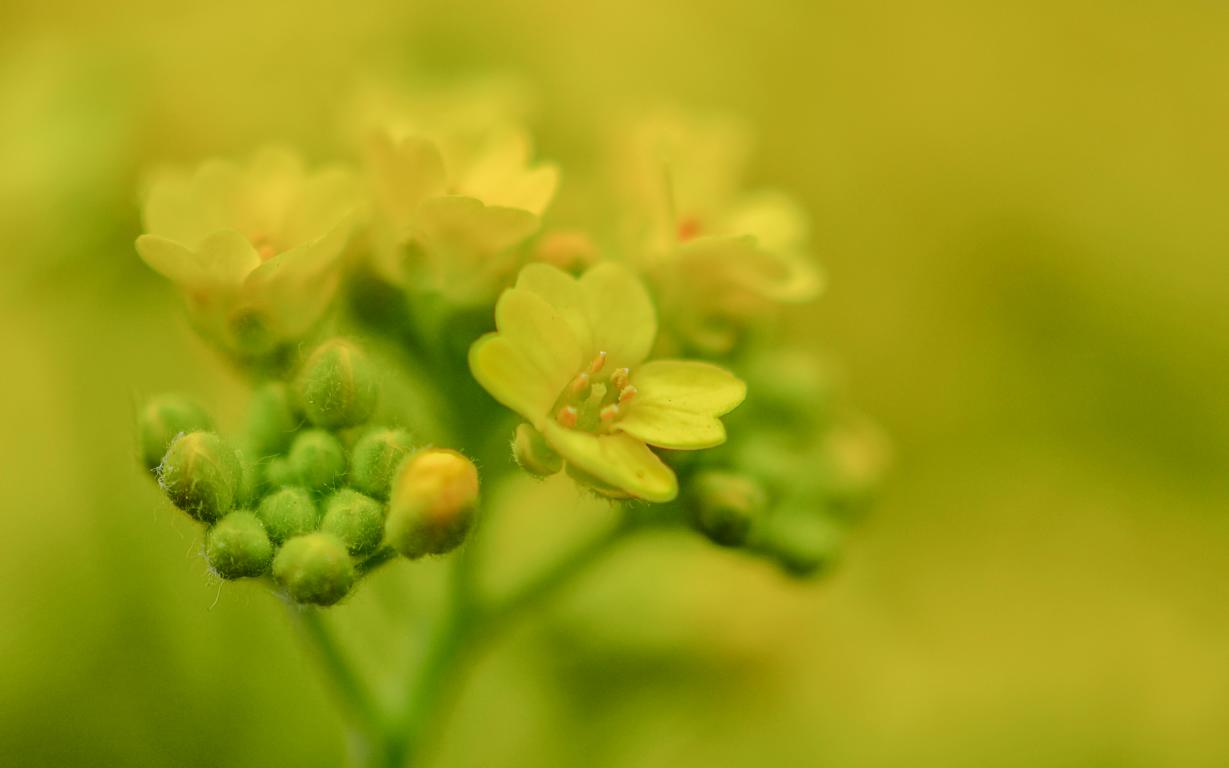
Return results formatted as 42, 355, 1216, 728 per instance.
350, 428, 415, 500
138, 394, 213, 471
688, 471, 768, 547
205, 510, 273, 579
757, 509, 844, 577
256, 486, 319, 543
263, 456, 297, 489
295, 339, 378, 429
287, 429, 347, 493
512, 423, 562, 478
158, 431, 240, 523
321, 489, 385, 555
245, 382, 301, 458
386, 449, 479, 558
273, 532, 355, 606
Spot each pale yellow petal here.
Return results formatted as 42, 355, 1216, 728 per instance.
542, 422, 678, 503
468, 334, 560, 421
578, 262, 657, 368
616, 360, 746, 450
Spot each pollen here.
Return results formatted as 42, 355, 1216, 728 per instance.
569, 372, 591, 395
556, 405, 579, 428
599, 404, 620, 423
611, 367, 630, 391
588, 351, 608, 374
618, 385, 638, 404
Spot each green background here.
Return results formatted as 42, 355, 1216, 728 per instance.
3, 1, 1228, 765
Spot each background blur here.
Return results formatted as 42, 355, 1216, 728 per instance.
3, 1, 1229, 766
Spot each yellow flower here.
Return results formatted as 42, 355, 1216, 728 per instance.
135, 147, 358, 356
469, 262, 746, 502
617, 109, 822, 353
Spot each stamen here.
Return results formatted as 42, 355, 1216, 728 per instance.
569, 372, 591, 395
599, 404, 620, 423
588, 351, 608, 374
618, 385, 638, 404
611, 367, 630, 391
556, 406, 579, 428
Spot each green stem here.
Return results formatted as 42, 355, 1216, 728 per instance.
289, 605, 385, 743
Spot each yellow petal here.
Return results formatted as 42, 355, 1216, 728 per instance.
515, 263, 592, 355
617, 360, 746, 450
578, 262, 656, 368
136, 230, 260, 288
468, 334, 561, 422
367, 133, 447, 234
541, 421, 678, 503
492, 287, 582, 396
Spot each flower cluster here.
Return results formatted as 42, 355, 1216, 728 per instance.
134, 83, 882, 602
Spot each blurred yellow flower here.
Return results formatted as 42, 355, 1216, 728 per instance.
469, 262, 745, 502
617, 109, 823, 353
135, 147, 359, 356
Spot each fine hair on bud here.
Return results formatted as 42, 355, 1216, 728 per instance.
158, 431, 241, 523
350, 428, 415, 500
321, 488, 385, 555
273, 532, 355, 606
257, 486, 319, 543
245, 382, 301, 458
138, 394, 213, 471
512, 423, 562, 478
688, 471, 768, 547
206, 511, 274, 579
295, 339, 379, 429
385, 449, 479, 559
287, 429, 347, 493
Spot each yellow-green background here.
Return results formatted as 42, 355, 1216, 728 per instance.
3, 1, 1228, 765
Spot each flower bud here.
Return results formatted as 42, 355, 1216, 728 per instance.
511, 423, 562, 478
245, 382, 301, 458
205, 510, 273, 579
263, 456, 297, 489
138, 395, 213, 471
287, 429, 347, 493
349, 428, 414, 500
257, 486, 319, 543
321, 489, 385, 555
385, 449, 478, 558
756, 508, 844, 578
273, 532, 355, 606
687, 471, 767, 547
233, 447, 260, 509
158, 431, 240, 523
295, 339, 379, 429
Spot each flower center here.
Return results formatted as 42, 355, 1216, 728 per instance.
552, 351, 638, 433
249, 233, 280, 262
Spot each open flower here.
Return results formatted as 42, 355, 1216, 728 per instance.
364, 122, 558, 304
616, 110, 822, 353
135, 147, 358, 357
469, 262, 746, 502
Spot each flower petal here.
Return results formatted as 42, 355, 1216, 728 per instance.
542, 421, 678, 503
492, 286, 582, 397
514, 263, 592, 355
367, 133, 447, 234
142, 160, 241, 247
617, 360, 746, 450
137, 230, 260, 288
578, 262, 656, 368
469, 334, 561, 421
283, 166, 361, 245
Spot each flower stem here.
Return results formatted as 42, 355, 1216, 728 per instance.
288, 605, 386, 746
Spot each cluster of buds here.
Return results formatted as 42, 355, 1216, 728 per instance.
138, 338, 480, 605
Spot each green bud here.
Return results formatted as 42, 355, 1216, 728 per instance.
158, 431, 240, 523
138, 394, 213, 471
245, 382, 301, 458
295, 339, 378, 429
287, 429, 347, 493
234, 447, 259, 508
273, 532, 355, 606
321, 489, 385, 555
756, 508, 844, 577
350, 428, 414, 500
386, 449, 478, 558
512, 423, 562, 478
263, 456, 297, 489
687, 471, 767, 547
256, 486, 319, 543
205, 510, 273, 579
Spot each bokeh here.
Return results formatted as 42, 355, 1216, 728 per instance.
3, 1, 1228, 765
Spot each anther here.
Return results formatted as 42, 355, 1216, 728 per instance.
611, 367, 630, 391
588, 351, 608, 374
618, 385, 638, 404
599, 404, 620, 423
569, 372, 591, 395
556, 406, 579, 428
